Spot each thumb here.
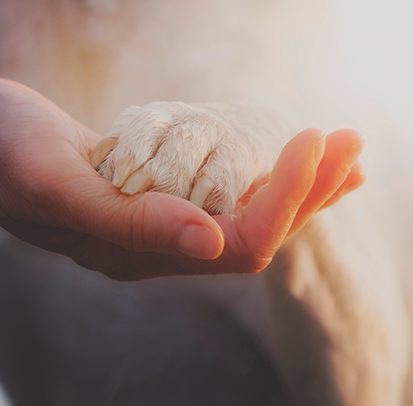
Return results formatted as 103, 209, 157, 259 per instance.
54, 170, 225, 260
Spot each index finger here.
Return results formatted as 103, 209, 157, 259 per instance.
236, 128, 326, 263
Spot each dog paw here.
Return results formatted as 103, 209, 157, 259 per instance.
90, 101, 295, 215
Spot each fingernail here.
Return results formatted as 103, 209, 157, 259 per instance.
178, 225, 223, 259
313, 132, 326, 164
346, 140, 365, 167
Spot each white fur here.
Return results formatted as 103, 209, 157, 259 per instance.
99, 101, 295, 214
1, 0, 413, 405
97, 100, 411, 405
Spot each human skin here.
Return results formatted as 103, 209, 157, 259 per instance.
0, 79, 365, 281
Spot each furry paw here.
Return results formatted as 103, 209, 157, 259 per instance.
90, 101, 295, 215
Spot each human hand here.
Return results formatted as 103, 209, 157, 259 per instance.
0, 79, 365, 280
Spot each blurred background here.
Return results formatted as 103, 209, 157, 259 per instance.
1, 0, 413, 405
334, 0, 413, 131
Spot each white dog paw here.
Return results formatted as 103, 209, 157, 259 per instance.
90, 101, 295, 215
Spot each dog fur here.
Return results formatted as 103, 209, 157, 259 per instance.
0, 1, 412, 405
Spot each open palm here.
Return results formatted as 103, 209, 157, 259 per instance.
0, 79, 364, 281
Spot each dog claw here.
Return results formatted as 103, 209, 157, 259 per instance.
89, 136, 118, 169
112, 157, 134, 187
190, 176, 215, 209
121, 167, 153, 195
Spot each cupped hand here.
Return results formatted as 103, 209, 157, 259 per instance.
0, 79, 365, 280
